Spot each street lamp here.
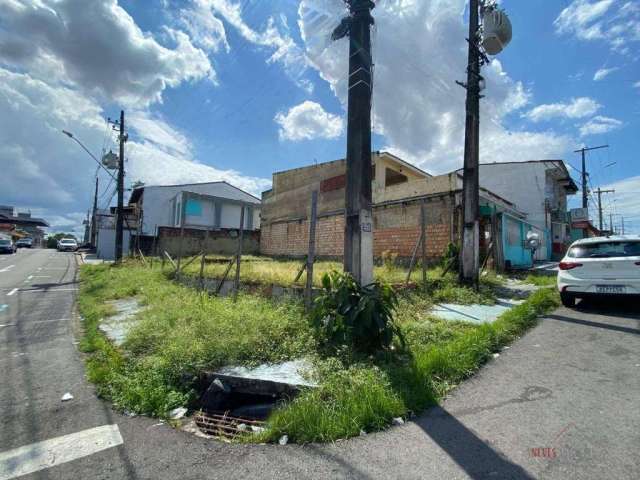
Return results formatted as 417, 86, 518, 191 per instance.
61, 130, 117, 181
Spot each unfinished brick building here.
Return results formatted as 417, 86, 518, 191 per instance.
260, 152, 523, 264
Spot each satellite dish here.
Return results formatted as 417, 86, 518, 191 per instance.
481, 8, 512, 55
526, 231, 540, 250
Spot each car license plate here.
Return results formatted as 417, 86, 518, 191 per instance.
596, 285, 625, 294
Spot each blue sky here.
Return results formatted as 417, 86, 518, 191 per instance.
0, 0, 638, 235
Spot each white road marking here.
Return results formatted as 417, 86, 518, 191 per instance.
6, 289, 18, 296
0, 265, 15, 273
30, 318, 70, 324
31, 275, 51, 278
18, 288, 77, 293
0, 424, 123, 480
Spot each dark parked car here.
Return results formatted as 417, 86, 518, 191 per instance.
16, 237, 33, 248
0, 238, 16, 254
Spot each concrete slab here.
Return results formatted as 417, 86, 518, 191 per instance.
215, 359, 316, 388
99, 298, 143, 346
432, 298, 524, 324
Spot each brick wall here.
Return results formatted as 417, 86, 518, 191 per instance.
260, 194, 455, 261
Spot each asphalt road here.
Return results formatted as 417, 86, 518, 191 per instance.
1, 249, 638, 479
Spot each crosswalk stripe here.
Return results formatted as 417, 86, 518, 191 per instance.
0, 424, 123, 480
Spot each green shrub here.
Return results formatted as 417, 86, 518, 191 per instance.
312, 271, 403, 354
442, 242, 459, 270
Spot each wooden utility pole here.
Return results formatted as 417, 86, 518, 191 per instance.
342, 0, 375, 286
91, 176, 98, 247
596, 187, 615, 232
420, 201, 427, 289
459, 0, 481, 287
115, 110, 126, 262
305, 191, 318, 310
233, 206, 245, 301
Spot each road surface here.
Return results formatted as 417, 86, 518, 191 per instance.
1, 249, 638, 479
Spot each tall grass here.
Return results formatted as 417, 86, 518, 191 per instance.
176, 255, 460, 287
78, 260, 558, 441
78, 261, 314, 417
264, 288, 559, 443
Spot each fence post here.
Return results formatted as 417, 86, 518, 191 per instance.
305, 191, 318, 311
150, 225, 158, 269
199, 229, 209, 290
233, 205, 245, 301
421, 200, 427, 290
405, 229, 424, 286
176, 195, 186, 280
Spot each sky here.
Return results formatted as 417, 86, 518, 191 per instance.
0, 0, 638, 237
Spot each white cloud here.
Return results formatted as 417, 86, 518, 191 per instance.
0, 1, 270, 235
600, 176, 640, 234
0, 0, 213, 106
524, 97, 601, 122
178, 0, 230, 54
298, 0, 571, 174
125, 112, 271, 195
593, 66, 618, 80
554, 0, 640, 53
275, 101, 343, 141
633, 81, 640, 88
182, 0, 310, 90
579, 115, 623, 136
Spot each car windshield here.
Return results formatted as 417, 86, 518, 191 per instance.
60, 239, 76, 244
0, 239, 10, 245
568, 241, 640, 259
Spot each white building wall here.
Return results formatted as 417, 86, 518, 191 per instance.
96, 228, 132, 260
137, 183, 260, 235
479, 163, 549, 230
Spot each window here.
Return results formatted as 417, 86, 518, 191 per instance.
185, 198, 202, 216
506, 218, 521, 246
385, 168, 408, 187
568, 241, 640, 259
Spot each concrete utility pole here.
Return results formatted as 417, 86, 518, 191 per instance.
459, 0, 482, 287
115, 110, 127, 262
91, 176, 98, 247
341, 0, 375, 286
595, 187, 615, 233
610, 213, 614, 234
574, 145, 608, 239
574, 145, 609, 210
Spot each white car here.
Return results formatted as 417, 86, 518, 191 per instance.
557, 236, 640, 308
57, 238, 78, 252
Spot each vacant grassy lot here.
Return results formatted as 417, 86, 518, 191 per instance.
175, 254, 468, 287
78, 260, 558, 443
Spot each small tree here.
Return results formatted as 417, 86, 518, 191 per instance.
312, 271, 403, 354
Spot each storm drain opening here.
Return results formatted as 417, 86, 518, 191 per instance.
194, 411, 266, 440
192, 360, 316, 440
